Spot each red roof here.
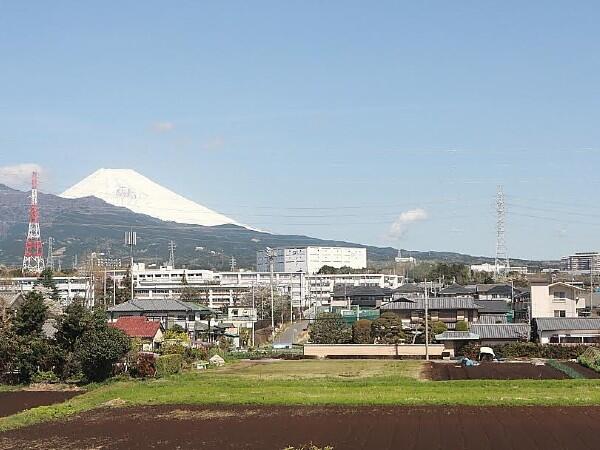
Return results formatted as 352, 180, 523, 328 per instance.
109, 316, 162, 339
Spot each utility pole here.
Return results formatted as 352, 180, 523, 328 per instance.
425, 280, 429, 361
125, 230, 137, 301
46, 237, 55, 271
266, 248, 276, 339
251, 281, 256, 347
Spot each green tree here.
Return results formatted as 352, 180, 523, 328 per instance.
13, 291, 48, 337
37, 268, 60, 301
75, 325, 130, 382
309, 312, 351, 344
0, 324, 19, 383
352, 319, 373, 344
55, 300, 93, 352
455, 320, 469, 332
371, 312, 406, 344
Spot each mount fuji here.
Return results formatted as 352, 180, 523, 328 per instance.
61, 168, 239, 227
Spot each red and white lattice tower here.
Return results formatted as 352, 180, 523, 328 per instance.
22, 171, 45, 274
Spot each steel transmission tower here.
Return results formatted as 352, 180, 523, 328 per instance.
22, 171, 45, 274
230, 256, 237, 272
168, 240, 176, 267
495, 185, 509, 275
47, 237, 55, 271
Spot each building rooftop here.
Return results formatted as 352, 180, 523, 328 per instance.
439, 283, 476, 295
108, 299, 213, 314
109, 316, 162, 339
470, 323, 530, 340
381, 297, 478, 311
475, 300, 511, 314
534, 317, 600, 331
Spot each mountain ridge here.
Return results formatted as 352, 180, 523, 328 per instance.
0, 183, 555, 270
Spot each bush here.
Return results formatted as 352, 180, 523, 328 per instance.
455, 320, 469, 332
578, 347, 600, 372
309, 313, 351, 344
156, 354, 183, 377
132, 353, 157, 378
458, 341, 594, 360
352, 319, 373, 344
32, 370, 59, 384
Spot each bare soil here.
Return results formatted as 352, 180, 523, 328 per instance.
2, 405, 600, 449
0, 391, 82, 418
429, 361, 569, 380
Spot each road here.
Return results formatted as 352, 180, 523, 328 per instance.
274, 320, 308, 345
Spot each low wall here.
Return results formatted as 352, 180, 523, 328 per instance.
303, 344, 447, 359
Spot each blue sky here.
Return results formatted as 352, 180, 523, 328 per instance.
1, 1, 600, 260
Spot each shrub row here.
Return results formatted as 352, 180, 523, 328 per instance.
577, 347, 600, 372
460, 342, 594, 360
156, 354, 183, 377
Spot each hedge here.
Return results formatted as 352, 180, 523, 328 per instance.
156, 354, 183, 377
578, 347, 600, 372
460, 342, 595, 360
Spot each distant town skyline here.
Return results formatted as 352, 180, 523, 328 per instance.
2, 2, 600, 261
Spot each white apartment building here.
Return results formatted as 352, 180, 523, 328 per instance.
0, 276, 94, 307
127, 263, 401, 309
256, 246, 367, 274
530, 281, 585, 319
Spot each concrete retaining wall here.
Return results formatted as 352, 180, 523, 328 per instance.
303, 344, 446, 359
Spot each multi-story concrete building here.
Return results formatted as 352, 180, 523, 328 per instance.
0, 276, 94, 307
256, 246, 367, 274
127, 263, 401, 310
561, 252, 600, 272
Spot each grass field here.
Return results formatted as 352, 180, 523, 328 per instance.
3, 359, 600, 432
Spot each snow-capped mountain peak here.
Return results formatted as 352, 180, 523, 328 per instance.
60, 168, 238, 227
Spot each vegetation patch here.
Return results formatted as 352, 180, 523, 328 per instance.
546, 360, 586, 379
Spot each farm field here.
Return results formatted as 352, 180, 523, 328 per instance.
3, 359, 600, 448
429, 361, 570, 380
2, 404, 600, 450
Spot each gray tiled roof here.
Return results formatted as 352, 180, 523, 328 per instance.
381, 297, 478, 311
475, 300, 511, 314
477, 314, 508, 324
439, 284, 476, 295
435, 331, 479, 341
108, 299, 208, 313
534, 317, 600, 332
470, 323, 530, 340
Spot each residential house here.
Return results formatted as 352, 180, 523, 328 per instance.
435, 323, 530, 355
107, 299, 215, 334
381, 297, 479, 330
533, 317, 600, 344
109, 316, 164, 351
530, 282, 585, 319
438, 284, 476, 298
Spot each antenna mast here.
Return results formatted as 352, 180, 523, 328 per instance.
168, 240, 176, 268
22, 171, 45, 274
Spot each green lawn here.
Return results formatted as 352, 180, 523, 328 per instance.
3, 360, 600, 432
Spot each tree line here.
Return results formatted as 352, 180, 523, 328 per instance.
0, 291, 130, 384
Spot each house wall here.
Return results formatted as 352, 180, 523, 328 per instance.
539, 329, 600, 344
531, 284, 580, 319
303, 344, 446, 358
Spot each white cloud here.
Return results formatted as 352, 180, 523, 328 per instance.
152, 121, 175, 133
389, 208, 428, 239
0, 163, 44, 190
